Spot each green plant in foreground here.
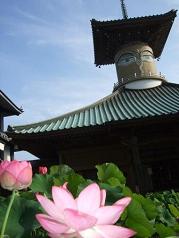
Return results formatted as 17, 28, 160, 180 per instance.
0, 162, 178, 237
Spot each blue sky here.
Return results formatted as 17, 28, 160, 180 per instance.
1, 0, 179, 159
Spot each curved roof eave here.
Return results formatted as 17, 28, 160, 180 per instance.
8, 82, 179, 135
0, 90, 23, 116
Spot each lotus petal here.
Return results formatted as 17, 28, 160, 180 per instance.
79, 227, 103, 238
49, 232, 78, 238
0, 160, 10, 176
114, 197, 131, 208
64, 208, 97, 231
100, 189, 106, 206
77, 183, 100, 214
95, 205, 125, 225
36, 194, 64, 221
95, 225, 136, 238
6, 160, 30, 177
52, 186, 77, 210
0, 171, 16, 190
36, 214, 69, 234
16, 165, 32, 188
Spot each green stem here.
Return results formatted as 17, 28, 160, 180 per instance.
0, 190, 16, 238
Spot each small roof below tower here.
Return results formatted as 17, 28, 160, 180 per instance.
0, 90, 23, 117
91, 10, 177, 66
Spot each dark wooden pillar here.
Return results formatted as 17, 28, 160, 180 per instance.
58, 151, 64, 164
129, 136, 149, 194
0, 115, 4, 131
0, 114, 6, 161
0, 149, 4, 160
10, 145, 14, 160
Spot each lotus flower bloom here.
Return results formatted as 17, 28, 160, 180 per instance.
36, 183, 135, 238
0, 160, 32, 191
39, 166, 48, 175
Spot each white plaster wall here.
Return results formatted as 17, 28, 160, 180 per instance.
125, 79, 162, 89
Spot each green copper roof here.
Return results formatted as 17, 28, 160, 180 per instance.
9, 83, 179, 134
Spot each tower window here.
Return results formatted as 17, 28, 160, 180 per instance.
117, 53, 135, 66
141, 50, 154, 62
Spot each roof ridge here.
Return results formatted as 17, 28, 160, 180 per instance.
163, 81, 179, 87
91, 9, 177, 24
9, 90, 119, 130
8, 82, 179, 133
0, 90, 23, 115
92, 9, 177, 65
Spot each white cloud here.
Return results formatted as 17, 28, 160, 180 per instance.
5, 65, 115, 127
163, 0, 179, 7
3, 6, 92, 64
14, 7, 48, 25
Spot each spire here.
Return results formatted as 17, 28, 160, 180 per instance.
120, 0, 128, 19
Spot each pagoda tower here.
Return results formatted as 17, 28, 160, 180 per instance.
91, 3, 176, 91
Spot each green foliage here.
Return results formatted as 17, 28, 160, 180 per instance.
155, 223, 176, 238
49, 164, 88, 196
0, 195, 40, 238
126, 198, 155, 237
168, 204, 179, 219
30, 227, 48, 237
132, 194, 157, 220
147, 190, 179, 209
30, 174, 53, 197
99, 183, 123, 204
96, 163, 126, 187
96, 163, 178, 238
147, 190, 179, 236
0, 162, 178, 238
50, 164, 74, 178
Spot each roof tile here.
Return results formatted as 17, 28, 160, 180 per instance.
10, 83, 179, 134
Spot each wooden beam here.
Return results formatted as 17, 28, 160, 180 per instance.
0, 115, 4, 131
57, 150, 64, 164
129, 136, 151, 193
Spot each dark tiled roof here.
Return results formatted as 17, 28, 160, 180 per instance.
0, 131, 11, 142
91, 10, 177, 66
9, 83, 179, 134
0, 90, 23, 116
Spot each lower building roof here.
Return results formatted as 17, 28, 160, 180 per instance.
8, 82, 179, 135
0, 90, 23, 116
0, 131, 11, 142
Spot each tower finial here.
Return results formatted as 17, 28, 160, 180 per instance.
120, 0, 128, 19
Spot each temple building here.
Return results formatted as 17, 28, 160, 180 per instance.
7, 8, 179, 193
0, 90, 22, 160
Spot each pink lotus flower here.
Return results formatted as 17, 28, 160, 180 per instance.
36, 183, 135, 238
39, 166, 48, 175
0, 160, 32, 191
